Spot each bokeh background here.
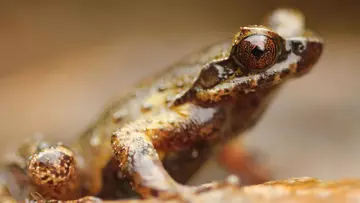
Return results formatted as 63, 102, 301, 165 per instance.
1, 1, 359, 185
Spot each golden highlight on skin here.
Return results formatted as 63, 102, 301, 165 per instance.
109, 8, 323, 200
27, 144, 82, 200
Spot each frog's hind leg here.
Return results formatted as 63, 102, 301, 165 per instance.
26, 144, 84, 201
111, 104, 227, 199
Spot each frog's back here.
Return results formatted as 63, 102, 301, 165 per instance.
79, 39, 233, 145
74, 39, 233, 198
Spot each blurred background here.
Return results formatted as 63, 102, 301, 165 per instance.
0, 0, 359, 185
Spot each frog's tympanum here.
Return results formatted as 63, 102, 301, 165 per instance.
0, 8, 323, 202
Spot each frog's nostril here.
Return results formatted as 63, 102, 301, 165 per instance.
292, 41, 306, 55
27, 144, 81, 200
296, 40, 324, 75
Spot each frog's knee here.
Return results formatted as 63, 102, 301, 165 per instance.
27, 144, 82, 200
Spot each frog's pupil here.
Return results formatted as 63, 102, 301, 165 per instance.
251, 46, 265, 60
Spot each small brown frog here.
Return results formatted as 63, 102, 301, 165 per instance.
0, 8, 323, 202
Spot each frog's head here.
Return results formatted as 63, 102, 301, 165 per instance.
186, 25, 323, 104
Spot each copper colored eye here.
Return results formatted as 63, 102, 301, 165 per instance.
234, 34, 277, 71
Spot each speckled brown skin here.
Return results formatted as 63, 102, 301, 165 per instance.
27, 144, 82, 200
1, 8, 324, 202
110, 9, 323, 199
2, 138, 88, 201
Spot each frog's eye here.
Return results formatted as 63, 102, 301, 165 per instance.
233, 34, 277, 72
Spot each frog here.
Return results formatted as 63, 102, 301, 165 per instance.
0, 8, 323, 202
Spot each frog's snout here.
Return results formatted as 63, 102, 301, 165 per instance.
293, 38, 324, 76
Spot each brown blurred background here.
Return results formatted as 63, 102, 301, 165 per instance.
1, 1, 359, 185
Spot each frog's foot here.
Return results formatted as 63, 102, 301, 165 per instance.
27, 144, 83, 200
217, 142, 271, 185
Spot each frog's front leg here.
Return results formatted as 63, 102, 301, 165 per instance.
111, 103, 227, 198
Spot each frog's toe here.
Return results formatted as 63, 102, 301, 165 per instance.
27, 144, 82, 200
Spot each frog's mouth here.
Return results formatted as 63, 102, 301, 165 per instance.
192, 36, 323, 104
